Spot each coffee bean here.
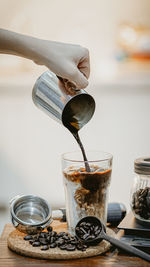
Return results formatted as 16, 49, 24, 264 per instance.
95, 229, 101, 236
50, 237, 56, 243
80, 222, 86, 227
58, 232, 66, 237
86, 222, 92, 227
57, 233, 63, 238
51, 231, 57, 237
39, 238, 48, 245
47, 226, 52, 232
86, 235, 95, 240
63, 235, 70, 240
23, 225, 89, 253
33, 238, 39, 243
46, 236, 51, 242
91, 225, 95, 231
24, 235, 33, 241
59, 244, 68, 250
56, 239, 65, 246
141, 190, 148, 198
32, 241, 41, 247
94, 225, 99, 232
41, 245, 49, 250
77, 244, 83, 250
70, 240, 78, 245
83, 233, 89, 240
132, 187, 150, 220
33, 234, 39, 240
66, 244, 76, 251
80, 227, 87, 234
139, 196, 144, 202
70, 237, 76, 241
50, 243, 57, 248
39, 232, 47, 238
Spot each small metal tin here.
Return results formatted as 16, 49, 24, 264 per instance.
10, 195, 52, 234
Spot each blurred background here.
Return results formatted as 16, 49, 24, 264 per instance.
0, 0, 150, 233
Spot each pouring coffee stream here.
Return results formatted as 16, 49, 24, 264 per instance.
72, 131, 91, 172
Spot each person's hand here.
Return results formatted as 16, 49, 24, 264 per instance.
0, 29, 90, 89
33, 40, 90, 89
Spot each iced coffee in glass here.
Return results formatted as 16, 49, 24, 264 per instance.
62, 151, 113, 234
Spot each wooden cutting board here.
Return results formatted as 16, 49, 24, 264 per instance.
7, 220, 116, 260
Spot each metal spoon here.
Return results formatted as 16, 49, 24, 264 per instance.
75, 216, 150, 263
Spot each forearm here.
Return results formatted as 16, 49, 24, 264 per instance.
0, 29, 39, 61
0, 29, 89, 89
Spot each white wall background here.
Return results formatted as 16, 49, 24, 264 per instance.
0, 0, 150, 226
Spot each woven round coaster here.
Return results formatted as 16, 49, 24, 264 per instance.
7, 224, 116, 260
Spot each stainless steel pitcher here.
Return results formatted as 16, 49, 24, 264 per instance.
32, 71, 95, 132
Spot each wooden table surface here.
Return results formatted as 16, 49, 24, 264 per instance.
0, 223, 150, 267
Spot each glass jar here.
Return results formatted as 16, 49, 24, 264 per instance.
62, 151, 113, 234
131, 157, 150, 224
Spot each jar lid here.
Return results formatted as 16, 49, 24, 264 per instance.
134, 157, 150, 175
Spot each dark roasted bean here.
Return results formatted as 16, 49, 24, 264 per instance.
33, 238, 39, 243
94, 225, 99, 232
80, 227, 87, 234
58, 232, 66, 236
36, 234, 40, 239
56, 239, 65, 246
24, 226, 89, 252
70, 240, 78, 245
86, 235, 95, 240
59, 244, 68, 250
77, 244, 83, 250
51, 231, 57, 237
86, 222, 92, 227
132, 187, 150, 220
50, 237, 56, 243
39, 238, 48, 245
39, 232, 47, 238
24, 235, 33, 241
83, 233, 89, 240
57, 233, 63, 238
65, 238, 72, 244
95, 229, 101, 236
70, 237, 76, 241
47, 226, 53, 232
32, 241, 41, 247
63, 235, 70, 240
46, 236, 51, 242
41, 245, 49, 250
66, 244, 76, 251
50, 242, 57, 248
80, 222, 86, 227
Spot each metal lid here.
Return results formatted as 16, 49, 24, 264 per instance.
134, 157, 150, 175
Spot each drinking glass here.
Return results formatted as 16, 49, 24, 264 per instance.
62, 151, 113, 234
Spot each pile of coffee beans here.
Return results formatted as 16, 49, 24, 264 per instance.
24, 226, 88, 251
76, 221, 101, 241
132, 187, 150, 220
